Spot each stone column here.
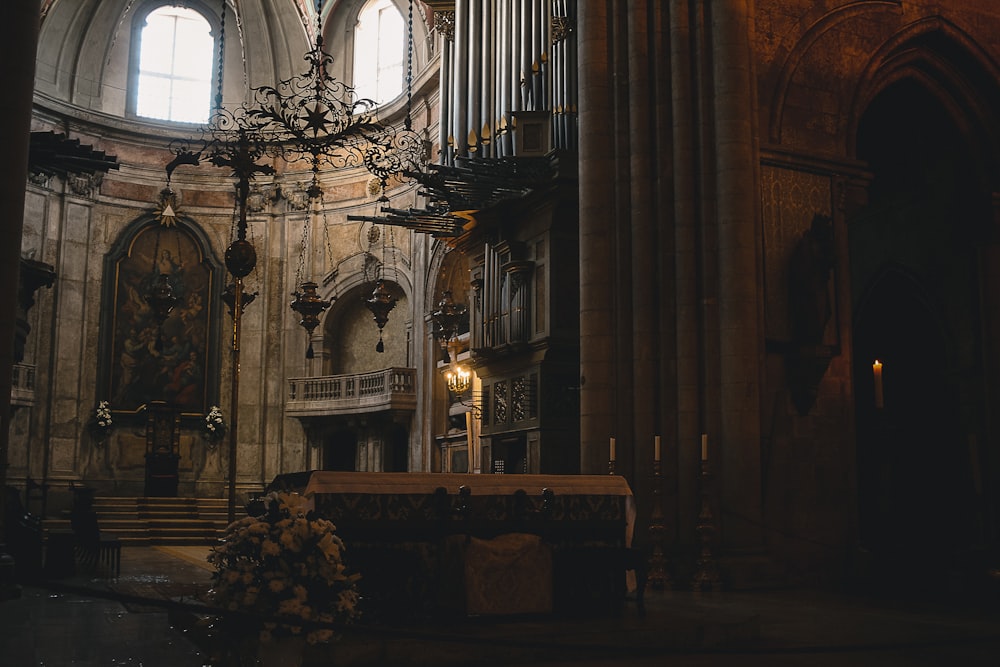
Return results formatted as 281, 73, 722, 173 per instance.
577, 0, 615, 474
711, 0, 765, 550
0, 0, 41, 597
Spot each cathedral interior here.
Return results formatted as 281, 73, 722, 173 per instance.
2, 0, 1000, 636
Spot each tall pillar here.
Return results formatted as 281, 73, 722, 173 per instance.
711, 0, 765, 550
0, 0, 41, 598
577, 0, 615, 474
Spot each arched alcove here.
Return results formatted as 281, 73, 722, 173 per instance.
850, 77, 987, 588
322, 280, 410, 374
98, 216, 223, 419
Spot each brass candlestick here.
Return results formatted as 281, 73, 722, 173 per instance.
691, 458, 722, 591
608, 459, 616, 475
647, 458, 670, 590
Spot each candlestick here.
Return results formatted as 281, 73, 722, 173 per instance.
873, 359, 884, 409
610, 437, 616, 461
647, 456, 670, 593
692, 453, 722, 592
654, 435, 661, 462
701, 433, 708, 461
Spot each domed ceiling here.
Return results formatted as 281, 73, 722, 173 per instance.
35, 0, 431, 132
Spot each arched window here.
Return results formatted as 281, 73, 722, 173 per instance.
135, 5, 214, 123
353, 0, 405, 105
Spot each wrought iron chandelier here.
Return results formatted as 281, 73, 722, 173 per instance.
164, 0, 423, 521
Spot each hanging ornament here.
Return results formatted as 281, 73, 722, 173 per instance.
155, 187, 179, 227
288, 168, 336, 358
366, 279, 397, 353
291, 280, 331, 358
430, 290, 467, 344
145, 273, 178, 351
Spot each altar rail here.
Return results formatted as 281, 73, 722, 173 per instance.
286, 367, 416, 417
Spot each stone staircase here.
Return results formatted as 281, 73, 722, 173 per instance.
45, 496, 231, 546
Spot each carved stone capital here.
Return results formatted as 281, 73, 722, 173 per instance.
68, 172, 103, 198
436, 11, 455, 41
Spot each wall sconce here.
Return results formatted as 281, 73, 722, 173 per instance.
446, 364, 471, 393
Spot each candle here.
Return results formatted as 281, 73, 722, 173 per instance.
873, 359, 884, 409
701, 433, 708, 461
610, 437, 616, 461
654, 435, 661, 462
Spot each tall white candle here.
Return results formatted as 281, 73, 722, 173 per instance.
610, 437, 616, 461
701, 433, 708, 461
873, 359, 884, 409
654, 435, 661, 462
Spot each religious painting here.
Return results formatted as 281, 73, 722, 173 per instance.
106, 221, 217, 415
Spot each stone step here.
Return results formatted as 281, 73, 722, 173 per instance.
53, 496, 232, 546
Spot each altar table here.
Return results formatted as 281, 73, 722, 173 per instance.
301, 472, 636, 618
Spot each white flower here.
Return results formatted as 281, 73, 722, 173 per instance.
204, 406, 226, 440
92, 401, 113, 433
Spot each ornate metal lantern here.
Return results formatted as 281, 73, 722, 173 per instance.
430, 290, 467, 344
365, 279, 397, 353
290, 280, 332, 359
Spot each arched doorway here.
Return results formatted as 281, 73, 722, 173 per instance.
853, 269, 970, 580
323, 428, 357, 471
850, 79, 986, 588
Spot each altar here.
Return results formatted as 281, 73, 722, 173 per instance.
302, 472, 636, 619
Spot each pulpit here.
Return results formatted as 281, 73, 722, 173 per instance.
144, 401, 180, 497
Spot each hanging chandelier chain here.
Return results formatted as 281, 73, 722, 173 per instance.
215, 0, 226, 114
315, 0, 323, 45
389, 226, 399, 285
405, 0, 414, 131
323, 199, 334, 281
295, 199, 312, 288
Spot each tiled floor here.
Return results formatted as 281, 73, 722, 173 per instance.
2, 545, 1000, 666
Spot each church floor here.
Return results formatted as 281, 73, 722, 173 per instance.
1, 546, 1000, 666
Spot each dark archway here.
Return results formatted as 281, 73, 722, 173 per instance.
851, 79, 986, 589
853, 269, 971, 579
323, 428, 357, 471
382, 421, 409, 472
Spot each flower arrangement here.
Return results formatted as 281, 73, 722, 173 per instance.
207, 491, 360, 644
204, 405, 226, 444
89, 400, 113, 440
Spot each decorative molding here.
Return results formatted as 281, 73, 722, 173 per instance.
285, 182, 311, 211
28, 171, 51, 187
68, 172, 103, 198
551, 15, 573, 43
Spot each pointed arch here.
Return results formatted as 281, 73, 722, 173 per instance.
847, 17, 1000, 174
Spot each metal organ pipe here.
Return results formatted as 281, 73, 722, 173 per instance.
480, 0, 494, 158
468, 0, 481, 154
498, 0, 511, 156
440, 23, 453, 166
453, 0, 469, 158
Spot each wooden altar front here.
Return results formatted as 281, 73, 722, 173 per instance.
303, 472, 635, 620
144, 401, 180, 497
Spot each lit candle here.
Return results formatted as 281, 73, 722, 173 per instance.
654, 435, 661, 462
610, 437, 616, 461
701, 433, 708, 461
873, 359, 884, 409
